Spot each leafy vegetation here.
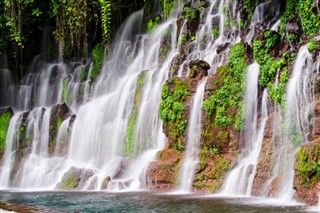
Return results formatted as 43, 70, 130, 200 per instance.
147, 16, 160, 33
0, 112, 13, 151
253, 31, 296, 107
160, 79, 190, 150
308, 39, 320, 53
91, 43, 104, 80
160, 0, 176, 19
99, 0, 112, 45
297, 0, 320, 36
203, 42, 248, 130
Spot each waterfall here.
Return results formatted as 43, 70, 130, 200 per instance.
0, 0, 242, 191
177, 78, 207, 193
2, 0, 317, 203
0, 112, 23, 189
221, 63, 269, 195
262, 45, 314, 201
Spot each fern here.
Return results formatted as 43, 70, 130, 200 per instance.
99, 0, 112, 45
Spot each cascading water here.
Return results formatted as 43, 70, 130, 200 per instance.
0, 0, 242, 192
0, 112, 23, 189
262, 45, 315, 201
245, 0, 280, 45
0, 5, 186, 190
176, 78, 207, 193
1, 1, 317, 206
221, 63, 269, 195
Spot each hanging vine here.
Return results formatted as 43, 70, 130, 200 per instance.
99, 0, 112, 45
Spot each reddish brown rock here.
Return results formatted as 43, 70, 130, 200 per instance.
146, 148, 183, 191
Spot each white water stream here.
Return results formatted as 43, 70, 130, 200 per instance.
221, 63, 269, 195
177, 78, 207, 193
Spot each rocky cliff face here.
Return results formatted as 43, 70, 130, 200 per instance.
0, 0, 319, 205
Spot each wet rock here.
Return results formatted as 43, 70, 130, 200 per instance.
57, 167, 94, 190
217, 42, 230, 54
49, 103, 71, 154
188, 60, 210, 80
285, 21, 301, 35
146, 149, 182, 191
101, 176, 111, 190
57, 167, 81, 190
0, 107, 13, 115
311, 118, 320, 136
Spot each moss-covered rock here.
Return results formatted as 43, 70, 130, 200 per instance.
49, 103, 71, 154
194, 153, 233, 193
125, 72, 146, 157
57, 167, 94, 190
146, 148, 183, 191
0, 108, 13, 156
160, 78, 191, 150
203, 42, 249, 131
294, 143, 320, 205
57, 167, 80, 190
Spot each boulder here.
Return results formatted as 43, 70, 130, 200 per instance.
57, 167, 94, 190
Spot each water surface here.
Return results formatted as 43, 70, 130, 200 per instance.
0, 191, 315, 212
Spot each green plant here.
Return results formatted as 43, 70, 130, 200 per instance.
147, 16, 160, 33
296, 146, 320, 186
161, 0, 176, 19
308, 39, 320, 53
0, 112, 13, 151
212, 28, 219, 39
314, 162, 320, 177
99, 0, 112, 44
178, 34, 187, 45
160, 79, 190, 145
183, 6, 197, 20
204, 42, 248, 130
91, 43, 104, 80
288, 33, 297, 42
176, 143, 185, 151
297, 0, 320, 36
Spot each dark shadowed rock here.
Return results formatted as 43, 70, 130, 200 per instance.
188, 60, 210, 80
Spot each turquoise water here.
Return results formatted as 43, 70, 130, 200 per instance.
0, 191, 313, 212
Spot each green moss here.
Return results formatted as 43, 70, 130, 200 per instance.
62, 79, 73, 105
125, 73, 146, 157
0, 112, 13, 151
58, 175, 78, 190
160, 78, 190, 149
296, 146, 320, 187
308, 39, 320, 53
91, 43, 104, 80
203, 42, 248, 130
194, 155, 231, 192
